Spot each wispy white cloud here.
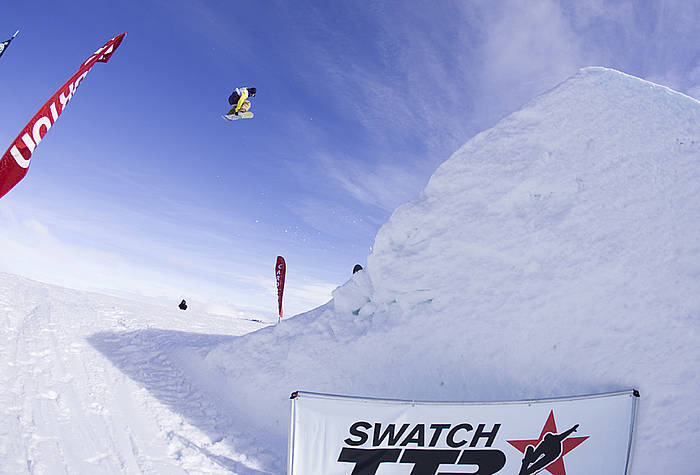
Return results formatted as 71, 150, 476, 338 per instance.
288, 195, 378, 239
285, 2, 478, 151
474, 1, 585, 115
277, 3, 578, 221
317, 151, 428, 212
0, 196, 335, 318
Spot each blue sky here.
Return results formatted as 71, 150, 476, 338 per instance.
1, 0, 699, 319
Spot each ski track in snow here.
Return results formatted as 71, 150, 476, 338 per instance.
0, 273, 269, 474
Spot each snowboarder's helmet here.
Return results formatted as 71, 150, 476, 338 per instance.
248, 87, 256, 96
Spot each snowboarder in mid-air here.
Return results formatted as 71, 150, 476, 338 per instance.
518, 424, 579, 475
223, 86, 256, 121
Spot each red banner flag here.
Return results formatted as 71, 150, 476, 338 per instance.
0, 32, 126, 199
276, 256, 286, 319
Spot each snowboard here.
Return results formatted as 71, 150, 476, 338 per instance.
222, 111, 254, 121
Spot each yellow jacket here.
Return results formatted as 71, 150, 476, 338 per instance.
234, 88, 249, 113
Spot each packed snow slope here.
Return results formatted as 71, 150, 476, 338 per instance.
0, 273, 268, 474
202, 68, 700, 473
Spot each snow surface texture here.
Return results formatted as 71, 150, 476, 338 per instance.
0, 273, 267, 474
2, 67, 699, 474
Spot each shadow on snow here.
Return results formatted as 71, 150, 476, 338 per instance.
87, 328, 274, 475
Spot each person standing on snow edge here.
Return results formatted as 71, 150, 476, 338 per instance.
228, 87, 256, 115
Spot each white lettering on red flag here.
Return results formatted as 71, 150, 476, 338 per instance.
0, 33, 126, 198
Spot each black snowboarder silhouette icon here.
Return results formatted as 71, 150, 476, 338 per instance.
518, 424, 579, 475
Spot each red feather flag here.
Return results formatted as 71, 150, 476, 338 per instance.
275, 256, 286, 320
0, 32, 126, 199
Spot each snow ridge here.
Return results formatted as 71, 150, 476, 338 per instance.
207, 67, 700, 473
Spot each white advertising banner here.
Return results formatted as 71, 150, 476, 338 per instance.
288, 390, 638, 475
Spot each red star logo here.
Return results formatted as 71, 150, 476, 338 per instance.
507, 410, 589, 475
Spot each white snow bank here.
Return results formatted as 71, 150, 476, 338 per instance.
204, 67, 700, 474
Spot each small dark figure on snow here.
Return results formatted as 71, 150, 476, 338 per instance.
353, 264, 363, 274
179, 299, 187, 310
